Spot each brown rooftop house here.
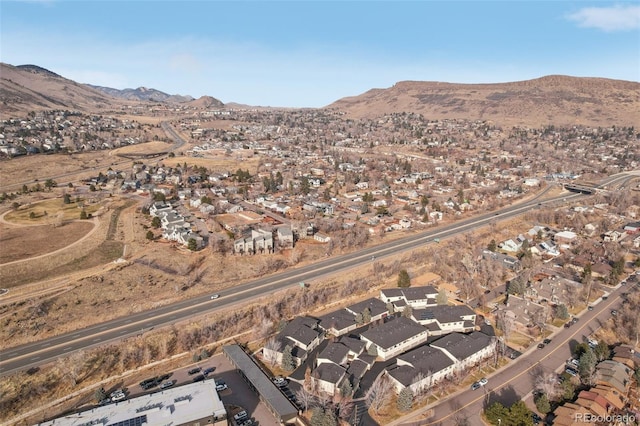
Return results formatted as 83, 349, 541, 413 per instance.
574, 390, 610, 417
552, 402, 594, 425
611, 344, 637, 369
590, 385, 626, 410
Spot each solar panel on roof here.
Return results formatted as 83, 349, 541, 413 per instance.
107, 415, 147, 426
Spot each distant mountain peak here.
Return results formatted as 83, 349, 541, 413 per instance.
87, 84, 195, 103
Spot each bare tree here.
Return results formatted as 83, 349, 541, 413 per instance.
263, 337, 281, 367
496, 309, 515, 346
295, 386, 316, 411
534, 370, 561, 401
336, 396, 354, 422
366, 374, 394, 415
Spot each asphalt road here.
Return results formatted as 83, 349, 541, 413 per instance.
396, 279, 634, 426
0, 172, 633, 377
0, 186, 565, 375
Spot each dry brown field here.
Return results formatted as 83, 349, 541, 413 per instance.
161, 155, 261, 174
0, 222, 94, 264
111, 140, 174, 156
0, 152, 133, 190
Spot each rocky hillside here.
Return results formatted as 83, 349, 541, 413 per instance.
0, 63, 123, 116
327, 75, 640, 127
0, 63, 223, 117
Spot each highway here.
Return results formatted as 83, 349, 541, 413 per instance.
0, 172, 633, 377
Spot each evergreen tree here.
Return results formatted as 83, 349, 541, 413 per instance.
535, 393, 551, 415
436, 289, 448, 305
362, 307, 371, 323
397, 387, 414, 411
397, 269, 411, 288
281, 345, 295, 370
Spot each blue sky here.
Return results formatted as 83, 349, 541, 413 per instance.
1, 1, 639, 107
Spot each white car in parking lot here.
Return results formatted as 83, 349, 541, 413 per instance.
110, 390, 126, 402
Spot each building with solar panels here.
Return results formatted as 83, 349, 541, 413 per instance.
37, 380, 227, 426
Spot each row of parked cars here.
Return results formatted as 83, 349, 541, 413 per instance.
140, 374, 173, 390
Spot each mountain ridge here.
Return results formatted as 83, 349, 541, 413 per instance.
327, 75, 640, 127
2, 62, 638, 127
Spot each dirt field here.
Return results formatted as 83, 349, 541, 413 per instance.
111, 141, 174, 156
0, 221, 94, 264
161, 155, 261, 174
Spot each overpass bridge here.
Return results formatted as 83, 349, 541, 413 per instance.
563, 183, 597, 194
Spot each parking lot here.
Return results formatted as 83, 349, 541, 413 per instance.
127, 353, 281, 426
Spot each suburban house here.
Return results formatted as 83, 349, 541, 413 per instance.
385, 344, 455, 394
276, 226, 294, 249
410, 305, 476, 336
345, 298, 389, 323
379, 286, 439, 309
233, 229, 274, 254
359, 316, 429, 361
500, 295, 548, 329
316, 342, 350, 368
149, 201, 172, 217
312, 363, 347, 396
262, 316, 322, 367
430, 331, 495, 369
594, 360, 633, 394
318, 309, 360, 337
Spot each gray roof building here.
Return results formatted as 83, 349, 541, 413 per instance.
430, 331, 494, 361
360, 316, 428, 359
387, 344, 455, 387
317, 309, 357, 335
346, 297, 389, 318
314, 363, 347, 386
223, 345, 298, 423
318, 342, 350, 365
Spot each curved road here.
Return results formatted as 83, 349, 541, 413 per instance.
0, 173, 632, 377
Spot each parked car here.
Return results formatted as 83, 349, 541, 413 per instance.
543, 338, 552, 345
111, 391, 126, 402
273, 376, 287, 387
216, 383, 228, 392
160, 380, 176, 389
210, 294, 220, 299
537, 342, 546, 349
588, 305, 594, 311
203, 367, 215, 375
471, 378, 487, 390
187, 367, 202, 375
565, 367, 578, 376
140, 377, 158, 389
567, 358, 580, 368
564, 321, 572, 328
233, 410, 248, 422
611, 309, 618, 316
192, 374, 205, 383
